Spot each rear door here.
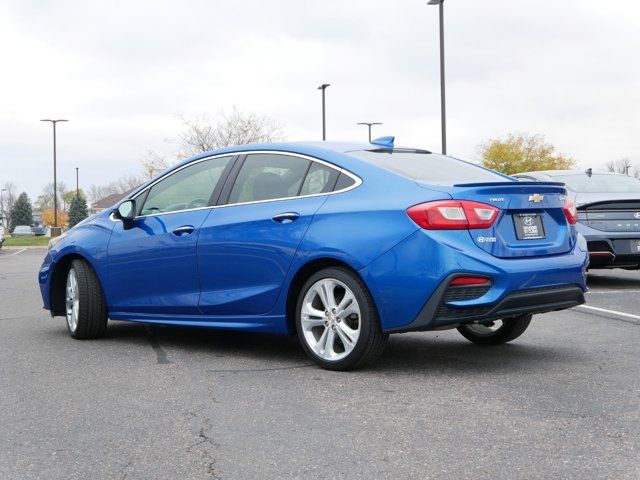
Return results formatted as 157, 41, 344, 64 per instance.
197, 152, 340, 316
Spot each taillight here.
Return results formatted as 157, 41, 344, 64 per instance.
407, 200, 499, 230
563, 200, 578, 225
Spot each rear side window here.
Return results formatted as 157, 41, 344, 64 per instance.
334, 173, 356, 191
349, 150, 507, 185
300, 163, 338, 196
228, 154, 310, 204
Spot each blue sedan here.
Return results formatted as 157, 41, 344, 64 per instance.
39, 138, 588, 370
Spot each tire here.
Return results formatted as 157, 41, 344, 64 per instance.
457, 314, 532, 345
295, 267, 388, 371
65, 259, 108, 339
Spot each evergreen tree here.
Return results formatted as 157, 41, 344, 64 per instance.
9, 192, 33, 231
68, 193, 89, 228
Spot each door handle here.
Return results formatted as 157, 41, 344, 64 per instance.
172, 225, 195, 236
272, 212, 300, 224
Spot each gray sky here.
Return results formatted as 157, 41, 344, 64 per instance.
1, 0, 639, 202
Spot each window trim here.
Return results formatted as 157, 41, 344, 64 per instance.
111, 150, 362, 221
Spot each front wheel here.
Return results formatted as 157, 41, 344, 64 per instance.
457, 314, 532, 345
66, 259, 108, 339
295, 268, 388, 371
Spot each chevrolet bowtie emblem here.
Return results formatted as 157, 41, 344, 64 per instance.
529, 194, 544, 203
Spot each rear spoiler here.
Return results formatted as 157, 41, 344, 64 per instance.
452, 181, 566, 187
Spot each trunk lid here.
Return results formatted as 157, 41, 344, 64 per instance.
575, 194, 640, 233
419, 181, 574, 258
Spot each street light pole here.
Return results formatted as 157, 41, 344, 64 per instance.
40, 119, 68, 228
427, 0, 447, 155
357, 122, 383, 143
317, 84, 330, 141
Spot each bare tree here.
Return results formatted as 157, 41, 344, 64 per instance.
141, 150, 171, 180
87, 175, 142, 206
116, 174, 144, 192
175, 106, 285, 159
85, 107, 285, 209
605, 158, 634, 176
36, 182, 68, 211
1, 182, 18, 228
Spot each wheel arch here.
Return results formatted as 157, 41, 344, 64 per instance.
285, 257, 375, 335
49, 253, 103, 317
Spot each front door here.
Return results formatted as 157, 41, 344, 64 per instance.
106, 155, 233, 315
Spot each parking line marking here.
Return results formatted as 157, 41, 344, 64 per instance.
576, 305, 640, 323
587, 289, 640, 294
0, 248, 26, 257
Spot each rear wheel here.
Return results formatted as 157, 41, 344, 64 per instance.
296, 268, 388, 371
457, 314, 532, 345
65, 259, 108, 339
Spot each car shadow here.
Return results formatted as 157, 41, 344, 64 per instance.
74, 320, 583, 375
366, 333, 582, 375
587, 272, 640, 289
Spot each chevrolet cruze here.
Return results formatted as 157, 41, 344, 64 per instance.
40, 138, 588, 370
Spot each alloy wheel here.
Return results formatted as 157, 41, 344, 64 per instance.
300, 278, 361, 362
66, 268, 79, 333
463, 320, 504, 336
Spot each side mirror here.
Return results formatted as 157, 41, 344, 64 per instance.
115, 199, 136, 222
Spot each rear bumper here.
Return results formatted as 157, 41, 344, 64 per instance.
361, 229, 588, 332
388, 279, 584, 333
576, 223, 640, 269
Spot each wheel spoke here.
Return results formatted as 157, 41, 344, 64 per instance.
336, 321, 358, 344
322, 280, 338, 310
323, 329, 336, 356
340, 302, 359, 319
335, 324, 356, 354
301, 315, 325, 328
337, 291, 355, 312
313, 284, 330, 311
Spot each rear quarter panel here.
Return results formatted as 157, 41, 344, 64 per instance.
270, 162, 450, 323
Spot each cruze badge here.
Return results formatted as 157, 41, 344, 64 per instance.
634, 212, 640, 219
529, 194, 544, 203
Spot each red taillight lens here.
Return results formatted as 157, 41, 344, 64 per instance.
407, 200, 499, 230
563, 200, 578, 225
450, 276, 490, 286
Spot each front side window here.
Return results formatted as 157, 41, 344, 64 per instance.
140, 156, 231, 215
228, 154, 311, 204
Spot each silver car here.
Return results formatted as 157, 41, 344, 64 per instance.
11, 225, 34, 237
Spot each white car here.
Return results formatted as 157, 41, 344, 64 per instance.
11, 225, 34, 237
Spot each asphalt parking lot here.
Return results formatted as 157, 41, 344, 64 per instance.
1, 248, 638, 480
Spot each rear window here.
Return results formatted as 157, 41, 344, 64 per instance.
556, 174, 640, 193
349, 150, 508, 185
